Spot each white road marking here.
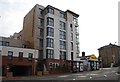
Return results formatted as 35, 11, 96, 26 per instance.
90, 76, 92, 79
104, 75, 107, 77
72, 74, 83, 76
58, 75, 69, 77
73, 79, 75, 80
86, 73, 98, 76
77, 76, 87, 77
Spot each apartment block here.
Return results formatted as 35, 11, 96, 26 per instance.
13, 4, 80, 74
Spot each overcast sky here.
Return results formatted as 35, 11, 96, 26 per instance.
0, 0, 119, 57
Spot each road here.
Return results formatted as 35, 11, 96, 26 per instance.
2, 67, 120, 81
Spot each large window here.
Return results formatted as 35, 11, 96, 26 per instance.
38, 28, 43, 37
46, 49, 54, 59
38, 39, 43, 48
60, 40, 66, 50
60, 21, 65, 30
47, 17, 54, 26
60, 31, 66, 40
60, 12, 65, 18
8, 51, 13, 59
38, 18, 44, 26
38, 8, 43, 16
47, 27, 54, 37
47, 7, 54, 14
18, 52, 23, 60
60, 51, 66, 60
0, 41, 9, 46
28, 53, 33, 61
46, 38, 54, 48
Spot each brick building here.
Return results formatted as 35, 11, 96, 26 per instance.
98, 43, 120, 68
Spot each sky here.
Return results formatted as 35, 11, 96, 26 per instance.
0, 0, 119, 57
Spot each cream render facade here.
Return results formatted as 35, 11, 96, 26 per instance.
0, 46, 38, 58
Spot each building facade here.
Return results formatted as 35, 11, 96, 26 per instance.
0, 37, 38, 76
98, 43, 120, 68
14, 4, 80, 74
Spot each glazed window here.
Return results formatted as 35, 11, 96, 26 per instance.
60, 12, 65, 18
46, 49, 54, 59
60, 21, 65, 30
46, 27, 54, 37
8, 51, 13, 60
47, 7, 54, 14
28, 53, 33, 61
18, 52, 23, 60
47, 17, 54, 26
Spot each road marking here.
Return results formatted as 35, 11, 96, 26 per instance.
90, 74, 98, 76
90, 76, 92, 79
73, 79, 75, 80
77, 76, 87, 77
58, 75, 69, 77
104, 75, 107, 77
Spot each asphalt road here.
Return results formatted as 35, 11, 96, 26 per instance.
21, 68, 120, 80
2, 67, 120, 81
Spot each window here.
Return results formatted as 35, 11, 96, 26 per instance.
46, 38, 54, 48
60, 51, 66, 60
0, 42, 2, 46
71, 52, 73, 60
19, 52, 23, 60
28, 53, 33, 61
47, 7, 54, 14
70, 24, 73, 31
8, 51, 13, 59
0, 41, 9, 46
60, 40, 66, 50
0, 50, 1, 57
71, 33, 73, 41
60, 21, 65, 30
71, 42, 73, 50
60, 31, 66, 40
47, 17, 54, 26
47, 27, 54, 37
38, 18, 44, 26
38, 39, 43, 48
38, 28, 43, 37
60, 12, 65, 18
73, 16, 78, 23
46, 49, 54, 59
38, 8, 43, 16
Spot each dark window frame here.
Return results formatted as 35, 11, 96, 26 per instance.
47, 17, 54, 26
8, 51, 13, 60
28, 53, 33, 61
